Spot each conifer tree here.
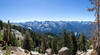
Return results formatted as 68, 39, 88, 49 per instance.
0, 20, 3, 30
3, 30, 8, 42
62, 29, 70, 48
41, 36, 48, 52
88, 0, 100, 55
79, 32, 86, 52
9, 33, 19, 46
3, 21, 10, 43
70, 32, 77, 55
51, 38, 57, 54
23, 31, 34, 51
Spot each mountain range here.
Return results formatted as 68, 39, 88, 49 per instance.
12, 21, 93, 36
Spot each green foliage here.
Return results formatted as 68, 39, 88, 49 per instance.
39, 48, 44, 53
56, 37, 64, 52
86, 39, 92, 49
62, 29, 70, 48
33, 46, 44, 53
11, 25, 27, 34
70, 32, 77, 55
40, 36, 48, 53
0, 32, 4, 41
34, 47, 40, 51
31, 33, 41, 48
50, 38, 57, 54
40, 42, 45, 53
78, 33, 86, 52
9, 33, 19, 46
4, 44, 10, 55
3, 29, 20, 46
0, 20, 92, 54
48, 37, 64, 54
3, 30, 8, 42
0, 20, 3, 30
23, 31, 34, 51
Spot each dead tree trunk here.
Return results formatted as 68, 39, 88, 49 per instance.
95, 0, 100, 55
7, 20, 10, 44
88, 0, 100, 55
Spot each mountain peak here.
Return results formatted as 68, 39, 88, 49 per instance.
12, 21, 92, 35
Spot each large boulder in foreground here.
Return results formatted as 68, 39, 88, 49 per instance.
30, 51, 39, 55
46, 48, 53, 55
77, 49, 96, 55
58, 47, 71, 55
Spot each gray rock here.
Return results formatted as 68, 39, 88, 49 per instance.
11, 29, 24, 39
46, 48, 53, 55
30, 51, 39, 55
58, 47, 71, 55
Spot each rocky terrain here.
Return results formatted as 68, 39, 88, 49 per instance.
0, 20, 95, 55
0, 46, 96, 55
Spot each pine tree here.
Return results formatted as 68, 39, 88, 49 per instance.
23, 31, 34, 51
79, 32, 86, 52
0, 20, 3, 30
88, 0, 100, 55
41, 36, 48, 53
9, 33, 19, 46
3, 30, 8, 42
7, 20, 10, 45
51, 38, 57, 54
70, 32, 77, 55
62, 29, 70, 48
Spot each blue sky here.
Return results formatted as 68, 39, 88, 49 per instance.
0, 0, 95, 22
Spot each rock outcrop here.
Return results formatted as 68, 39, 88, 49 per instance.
11, 29, 24, 39
58, 47, 71, 55
30, 51, 39, 55
46, 48, 53, 55
77, 49, 97, 55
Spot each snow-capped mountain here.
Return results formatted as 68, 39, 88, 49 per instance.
12, 21, 93, 35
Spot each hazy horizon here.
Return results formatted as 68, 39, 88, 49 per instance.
3, 20, 94, 23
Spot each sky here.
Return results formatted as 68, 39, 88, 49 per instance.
0, 0, 96, 22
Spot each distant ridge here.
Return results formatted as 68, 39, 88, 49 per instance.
12, 21, 93, 36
